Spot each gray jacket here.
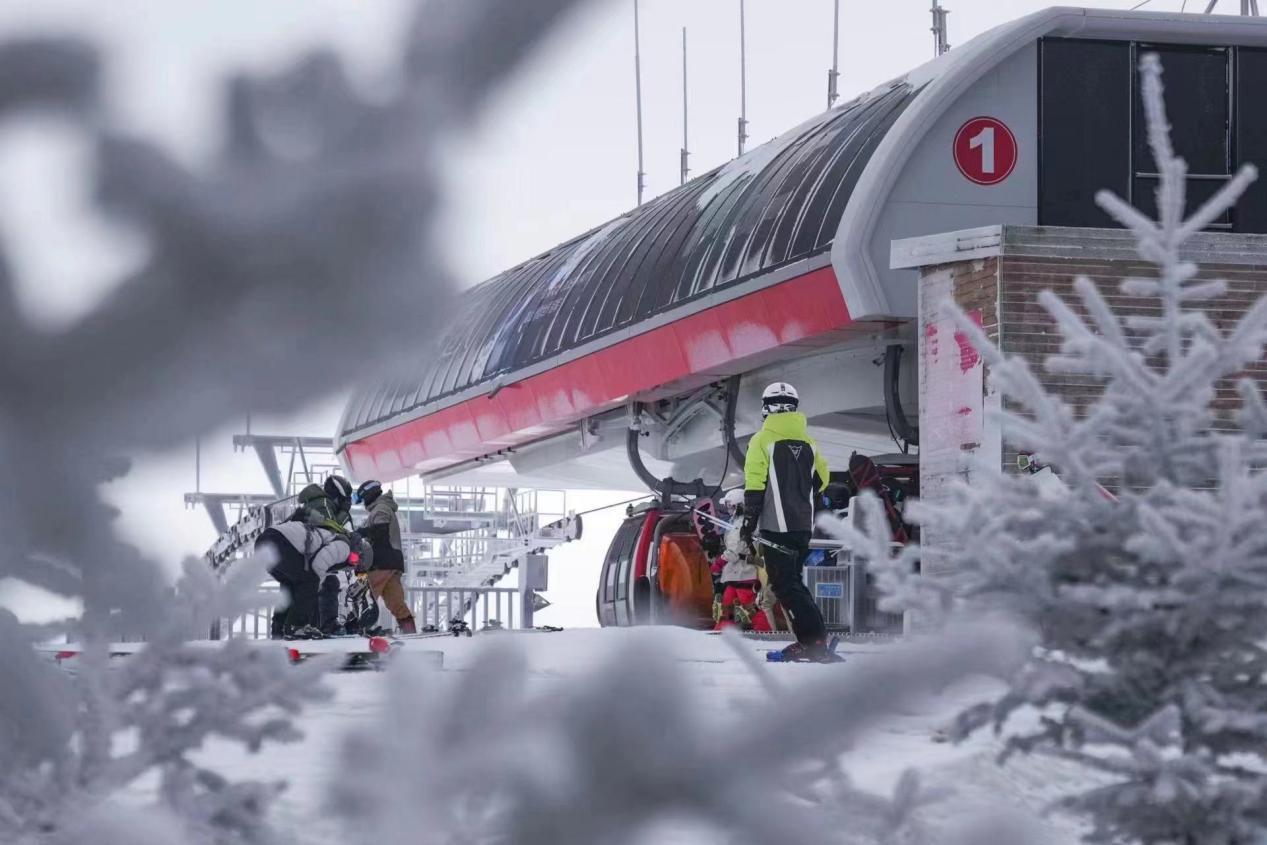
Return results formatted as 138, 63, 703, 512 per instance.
269, 521, 352, 580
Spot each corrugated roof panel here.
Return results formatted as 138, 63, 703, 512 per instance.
340, 77, 919, 444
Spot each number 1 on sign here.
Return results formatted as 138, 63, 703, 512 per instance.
969, 125, 995, 174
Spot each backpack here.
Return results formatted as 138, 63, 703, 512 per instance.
846, 453, 912, 544
342, 575, 380, 635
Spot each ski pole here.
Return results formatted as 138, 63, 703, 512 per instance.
691, 508, 795, 556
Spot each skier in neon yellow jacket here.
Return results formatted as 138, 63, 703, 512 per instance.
742, 382, 833, 662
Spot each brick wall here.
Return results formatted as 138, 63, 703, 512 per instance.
998, 256, 1267, 443
898, 224, 1267, 573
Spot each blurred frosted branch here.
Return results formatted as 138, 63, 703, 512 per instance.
335, 622, 1033, 845
0, 0, 591, 841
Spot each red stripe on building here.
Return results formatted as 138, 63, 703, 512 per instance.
343, 267, 851, 482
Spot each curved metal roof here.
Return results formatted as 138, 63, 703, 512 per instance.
340, 78, 919, 443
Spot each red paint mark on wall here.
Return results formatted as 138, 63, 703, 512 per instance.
952, 310, 983, 373
956, 406, 973, 416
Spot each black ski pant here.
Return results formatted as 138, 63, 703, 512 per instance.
317, 573, 342, 633
761, 530, 826, 644
259, 529, 318, 635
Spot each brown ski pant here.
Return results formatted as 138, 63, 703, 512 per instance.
367, 570, 415, 628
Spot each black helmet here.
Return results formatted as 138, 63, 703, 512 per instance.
324, 475, 353, 504
354, 479, 383, 507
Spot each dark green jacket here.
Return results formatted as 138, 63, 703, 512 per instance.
292, 483, 351, 535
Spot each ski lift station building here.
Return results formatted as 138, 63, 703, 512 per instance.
336, 7, 1267, 511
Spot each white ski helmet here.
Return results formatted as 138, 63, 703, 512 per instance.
761, 382, 799, 417
721, 488, 745, 514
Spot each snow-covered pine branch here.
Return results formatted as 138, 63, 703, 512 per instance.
822, 54, 1267, 844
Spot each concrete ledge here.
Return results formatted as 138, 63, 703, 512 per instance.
891, 224, 1267, 270
890, 226, 1003, 270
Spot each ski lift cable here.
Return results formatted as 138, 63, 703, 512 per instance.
572, 494, 655, 518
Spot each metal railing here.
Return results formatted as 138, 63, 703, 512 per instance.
216, 584, 282, 640
213, 584, 533, 641
408, 586, 525, 631
804, 562, 905, 635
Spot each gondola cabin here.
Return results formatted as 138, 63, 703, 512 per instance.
597, 503, 715, 629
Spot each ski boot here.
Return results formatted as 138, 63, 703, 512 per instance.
766, 637, 843, 663
283, 624, 326, 641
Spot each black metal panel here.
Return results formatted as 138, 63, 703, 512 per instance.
1237, 47, 1267, 234
1132, 44, 1232, 226
1039, 38, 1265, 232
1039, 38, 1132, 228
1135, 45, 1230, 175
341, 79, 918, 441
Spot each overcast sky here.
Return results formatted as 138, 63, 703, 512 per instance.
0, 0, 1206, 621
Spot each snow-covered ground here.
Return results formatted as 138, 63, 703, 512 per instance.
188, 627, 1087, 843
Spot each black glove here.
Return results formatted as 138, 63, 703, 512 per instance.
740, 513, 757, 543
701, 528, 722, 558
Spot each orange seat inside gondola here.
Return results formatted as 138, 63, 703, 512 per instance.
656, 533, 714, 626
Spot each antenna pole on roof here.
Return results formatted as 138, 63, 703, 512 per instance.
827, 0, 840, 109
931, 0, 951, 56
738, 0, 749, 156
1202, 0, 1261, 13
634, 0, 646, 206
681, 27, 690, 185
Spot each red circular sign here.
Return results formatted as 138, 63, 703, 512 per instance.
953, 116, 1018, 186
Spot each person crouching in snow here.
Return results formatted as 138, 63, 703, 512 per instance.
256, 521, 356, 639
354, 480, 417, 635
714, 490, 761, 630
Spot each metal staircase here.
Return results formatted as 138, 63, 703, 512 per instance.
189, 428, 579, 634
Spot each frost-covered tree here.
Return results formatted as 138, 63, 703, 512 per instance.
0, 557, 334, 845
825, 55, 1267, 844
0, 1, 585, 841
